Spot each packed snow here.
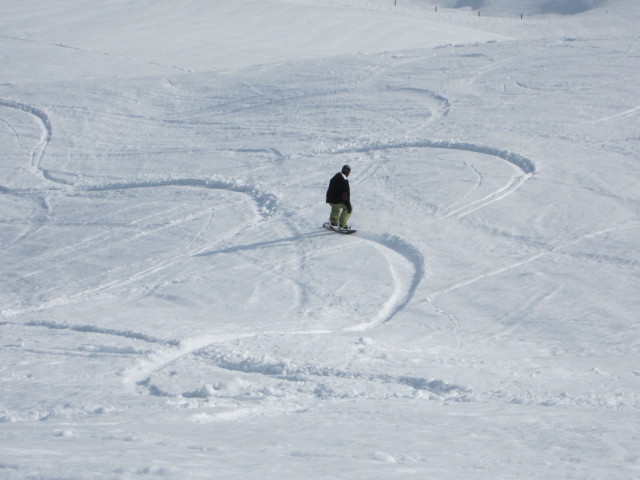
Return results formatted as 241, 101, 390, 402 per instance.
1, 0, 639, 478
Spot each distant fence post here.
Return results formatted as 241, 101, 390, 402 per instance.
435, 5, 438, 13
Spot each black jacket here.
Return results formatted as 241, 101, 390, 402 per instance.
326, 172, 350, 205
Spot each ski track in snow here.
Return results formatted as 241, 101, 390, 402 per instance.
427, 220, 640, 301
183, 348, 469, 399
6, 61, 638, 436
118, 149, 536, 409
121, 328, 472, 412
585, 105, 640, 124
0, 98, 282, 317
21, 319, 178, 346
2, 79, 541, 414
0, 99, 53, 180
325, 137, 535, 222
0, 100, 57, 247
118, 131, 537, 402
344, 233, 425, 331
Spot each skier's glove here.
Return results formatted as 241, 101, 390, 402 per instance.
345, 201, 352, 213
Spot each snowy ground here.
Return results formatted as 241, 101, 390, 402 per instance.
1, 0, 639, 478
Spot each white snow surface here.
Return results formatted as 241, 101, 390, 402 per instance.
1, 0, 639, 478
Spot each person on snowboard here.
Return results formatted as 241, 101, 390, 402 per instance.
326, 164, 352, 230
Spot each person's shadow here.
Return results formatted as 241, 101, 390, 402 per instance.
193, 230, 329, 258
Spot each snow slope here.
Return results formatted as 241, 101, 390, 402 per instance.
1, 0, 639, 478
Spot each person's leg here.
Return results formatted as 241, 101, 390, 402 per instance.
329, 204, 342, 225
339, 205, 352, 227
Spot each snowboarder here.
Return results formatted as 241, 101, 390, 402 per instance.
326, 164, 352, 230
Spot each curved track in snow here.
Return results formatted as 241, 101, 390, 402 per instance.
1, 90, 537, 332
2, 84, 538, 416
0, 99, 53, 181
0, 98, 282, 318
318, 134, 536, 331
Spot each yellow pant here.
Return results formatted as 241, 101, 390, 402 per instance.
329, 203, 352, 227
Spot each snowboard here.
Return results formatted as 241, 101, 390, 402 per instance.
323, 222, 357, 235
